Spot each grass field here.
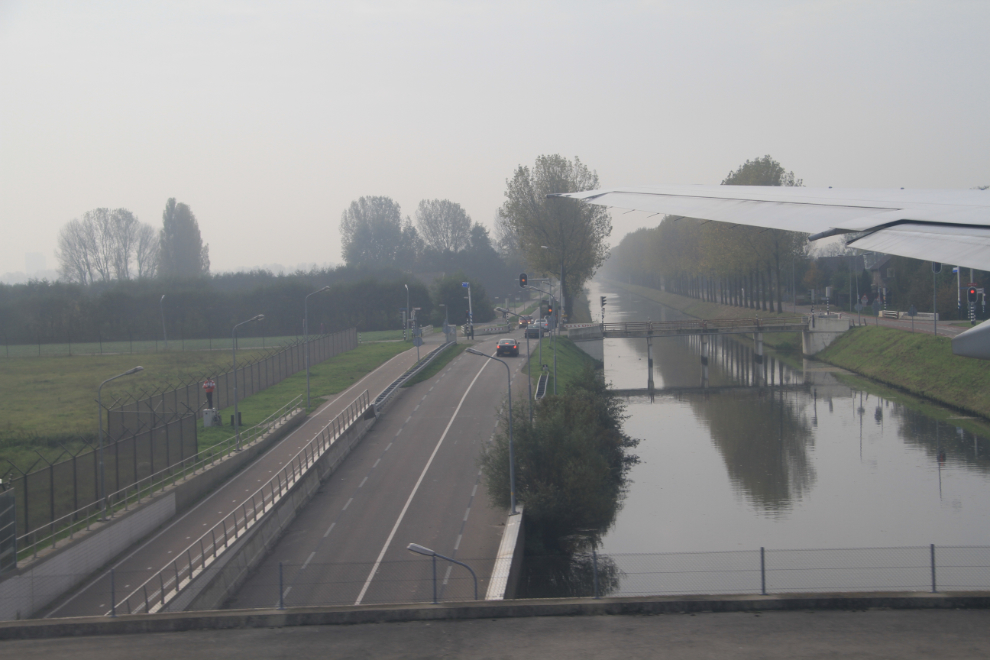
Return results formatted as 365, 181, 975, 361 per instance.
527, 335, 601, 396
0, 334, 309, 358
358, 327, 442, 343
402, 342, 470, 388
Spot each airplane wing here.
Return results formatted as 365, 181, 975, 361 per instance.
553, 185, 990, 272
551, 185, 990, 359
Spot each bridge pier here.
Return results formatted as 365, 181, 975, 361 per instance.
754, 332, 764, 364
646, 336, 654, 391
700, 335, 710, 388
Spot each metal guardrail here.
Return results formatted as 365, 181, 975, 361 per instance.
111, 390, 371, 616
17, 396, 303, 561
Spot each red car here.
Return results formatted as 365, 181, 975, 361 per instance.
496, 338, 519, 357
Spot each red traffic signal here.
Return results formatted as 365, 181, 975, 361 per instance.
519, 273, 528, 288
968, 285, 978, 303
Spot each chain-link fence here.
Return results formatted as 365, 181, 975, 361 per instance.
106, 329, 357, 438
0, 491, 15, 576
3, 414, 196, 544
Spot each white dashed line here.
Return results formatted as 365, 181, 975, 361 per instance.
342, 498, 353, 511
373, 458, 381, 468
302, 551, 316, 569
454, 534, 462, 550
471, 484, 478, 497
463, 508, 470, 522
359, 477, 368, 488
323, 522, 335, 538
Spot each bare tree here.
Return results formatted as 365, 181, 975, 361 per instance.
135, 223, 160, 278
415, 199, 472, 253
55, 208, 158, 283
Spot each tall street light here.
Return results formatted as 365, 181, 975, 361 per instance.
541, 246, 563, 395
233, 314, 264, 450
404, 283, 410, 341
305, 285, 331, 411
466, 348, 517, 514
98, 366, 144, 518
496, 306, 533, 424
160, 295, 168, 351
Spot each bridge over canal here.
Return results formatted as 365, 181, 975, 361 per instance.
567, 315, 850, 390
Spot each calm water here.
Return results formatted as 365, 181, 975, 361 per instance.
587, 279, 990, 555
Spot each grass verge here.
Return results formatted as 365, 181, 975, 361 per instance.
527, 336, 602, 395
402, 342, 468, 387
816, 325, 990, 419
198, 341, 412, 449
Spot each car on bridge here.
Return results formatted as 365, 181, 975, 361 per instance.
496, 338, 520, 357
524, 324, 544, 339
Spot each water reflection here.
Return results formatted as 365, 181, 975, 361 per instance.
589, 278, 990, 555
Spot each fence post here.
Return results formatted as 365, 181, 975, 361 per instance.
760, 547, 766, 595
279, 562, 284, 610
592, 547, 600, 599
432, 554, 438, 604
110, 568, 116, 617
931, 543, 937, 593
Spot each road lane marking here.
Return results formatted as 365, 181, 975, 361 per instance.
302, 551, 316, 569
373, 459, 381, 468
463, 508, 470, 522
342, 497, 353, 511
354, 356, 492, 606
359, 477, 368, 488
323, 522, 335, 538
454, 534, 462, 550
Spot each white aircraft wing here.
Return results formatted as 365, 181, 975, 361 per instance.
551, 184, 990, 359
553, 185, 990, 271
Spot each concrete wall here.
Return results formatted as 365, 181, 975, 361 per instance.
177, 410, 378, 612
0, 409, 306, 621
802, 317, 850, 356
571, 338, 604, 362
485, 507, 524, 600
0, 494, 176, 621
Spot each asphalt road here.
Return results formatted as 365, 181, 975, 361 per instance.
42, 335, 443, 619
226, 330, 535, 609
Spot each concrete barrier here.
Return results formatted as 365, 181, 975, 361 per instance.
2, 591, 989, 640
0, 409, 306, 621
175, 409, 378, 612
802, 316, 850, 356
485, 507, 524, 600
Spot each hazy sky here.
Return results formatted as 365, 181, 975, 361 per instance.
1, 1, 987, 276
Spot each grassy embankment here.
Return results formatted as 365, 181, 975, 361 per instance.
816, 326, 990, 422
2, 334, 313, 358
525, 335, 601, 396
0, 342, 413, 471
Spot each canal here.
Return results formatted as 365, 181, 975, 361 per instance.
586, 278, 990, 560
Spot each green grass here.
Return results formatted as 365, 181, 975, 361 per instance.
197, 341, 413, 449
527, 336, 602, 396
0, 349, 272, 441
358, 327, 442, 343
816, 325, 990, 419
0, 334, 308, 358
402, 342, 468, 388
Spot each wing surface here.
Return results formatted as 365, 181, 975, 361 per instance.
555, 185, 990, 271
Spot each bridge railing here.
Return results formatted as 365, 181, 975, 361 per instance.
602, 316, 807, 334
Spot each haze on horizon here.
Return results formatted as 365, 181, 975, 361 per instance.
1, 0, 987, 279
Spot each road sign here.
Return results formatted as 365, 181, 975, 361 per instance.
872, 300, 881, 315
861, 295, 868, 304
413, 336, 423, 347
908, 305, 917, 316
854, 303, 863, 312
932, 262, 942, 273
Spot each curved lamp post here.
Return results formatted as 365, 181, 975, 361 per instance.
404, 283, 410, 341
305, 286, 331, 410
495, 306, 533, 424
98, 366, 144, 518
233, 314, 264, 450
466, 348, 516, 515
407, 543, 478, 602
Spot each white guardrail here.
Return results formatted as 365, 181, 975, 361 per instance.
18, 396, 304, 561
111, 390, 370, 615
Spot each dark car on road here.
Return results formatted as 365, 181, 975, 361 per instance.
524, 325, 544, 339
496, 338, 519, 357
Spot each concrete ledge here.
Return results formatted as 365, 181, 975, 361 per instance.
2, 591, 989, 640
485, 507, 524, 600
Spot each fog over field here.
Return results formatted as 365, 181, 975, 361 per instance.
1, 1, 987, 279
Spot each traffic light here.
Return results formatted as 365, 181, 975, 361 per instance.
519, 273, 528, 288
968, 285, 978, 303
547, 302, 553, 316
600, 296, 606, 307
465, 310, 470, 322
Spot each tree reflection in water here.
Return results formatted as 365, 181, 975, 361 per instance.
520, 546, 622, 599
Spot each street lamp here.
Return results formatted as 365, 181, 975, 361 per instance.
160, 295, 168, 351
98, 366, 144, 518
404, 284, 410, 341
496, 307, 533, 424
406, 543, 478, 602
233, 314, 264, 450
541, 246, 562, 395
305, 286, 332, 411
466, 348, 517, 514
